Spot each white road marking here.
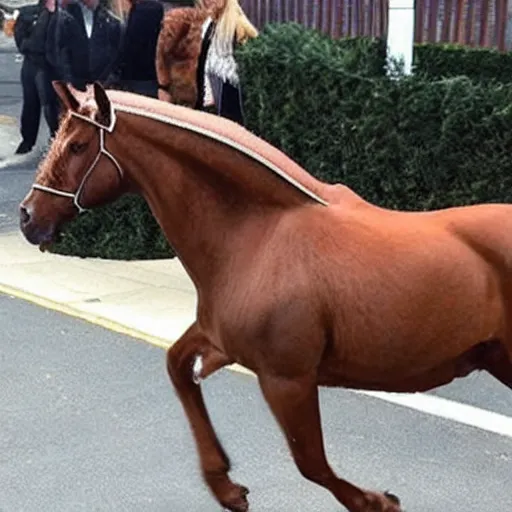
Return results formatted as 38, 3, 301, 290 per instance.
357, 390, 512, 439
232, 363, 512, 438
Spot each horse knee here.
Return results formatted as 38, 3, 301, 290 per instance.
166, 332, 232, 388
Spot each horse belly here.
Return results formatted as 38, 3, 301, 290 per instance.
316, 245, 503, 391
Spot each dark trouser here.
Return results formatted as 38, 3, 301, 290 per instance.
208, 74, 245, 126
121, 80, 158, 98
20, 58, 59, 147
218, 82, 244, 126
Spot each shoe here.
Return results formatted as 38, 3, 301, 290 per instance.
15, 141, 33, 155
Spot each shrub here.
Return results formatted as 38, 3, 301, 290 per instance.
414, 43, 512, 83
52, 195, 174, 260
236, 24, 512, 211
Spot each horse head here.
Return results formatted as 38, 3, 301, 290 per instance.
19, 81, 124, 250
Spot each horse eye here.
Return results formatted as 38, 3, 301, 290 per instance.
69, 142, 87, 154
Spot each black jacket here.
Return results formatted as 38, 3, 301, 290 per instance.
47, 7, 89, 88
114, 0, 163, 82
65, 2, 122, 84
14, 3, 55, 69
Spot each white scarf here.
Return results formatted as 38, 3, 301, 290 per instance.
201, 17, 215, 106
204, 20, 240, 86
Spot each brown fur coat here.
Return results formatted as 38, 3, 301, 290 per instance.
156, 7, 209, 107
155, 2, 258, 108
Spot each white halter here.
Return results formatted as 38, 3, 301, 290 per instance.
31, 109, 123, 214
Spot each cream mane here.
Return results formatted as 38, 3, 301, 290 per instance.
105, 90, 329, 206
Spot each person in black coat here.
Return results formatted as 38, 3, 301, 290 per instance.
46, 4, 89, 91
107, 0, 163, 97
59, 0, 121, 88
14, 0, 59, 154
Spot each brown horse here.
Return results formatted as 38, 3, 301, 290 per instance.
19, 82, 512, 512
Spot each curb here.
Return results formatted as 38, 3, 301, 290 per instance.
0, 280, 254, 377
0, 282, 172, 350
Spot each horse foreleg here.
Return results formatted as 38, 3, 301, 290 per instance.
258, 372, 402, 512
166, 324, 249, 512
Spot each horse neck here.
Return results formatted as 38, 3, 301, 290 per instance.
109, 113, 312, 289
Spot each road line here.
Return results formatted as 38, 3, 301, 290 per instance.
2, 282, 512, 440
357, 390, 512, 439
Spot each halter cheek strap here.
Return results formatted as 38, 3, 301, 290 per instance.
31, 110, 123, 214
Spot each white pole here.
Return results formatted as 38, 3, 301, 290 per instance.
387, 0, 415, 75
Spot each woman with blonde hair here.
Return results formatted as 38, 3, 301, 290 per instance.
156, 0, 258, 125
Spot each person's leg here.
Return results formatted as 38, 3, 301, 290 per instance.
17, 59, 41, 154
35, 68, 59, 140
218, 81, 245, 125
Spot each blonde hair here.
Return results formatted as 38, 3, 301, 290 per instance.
197, 0, 258, 54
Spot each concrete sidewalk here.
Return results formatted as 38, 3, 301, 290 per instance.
0, 230, 197, 348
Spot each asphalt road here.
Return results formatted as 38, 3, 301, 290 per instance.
1, 293, 512, 512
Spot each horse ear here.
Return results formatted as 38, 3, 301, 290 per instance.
93, 81, 112, 128
53, 81, 79, 111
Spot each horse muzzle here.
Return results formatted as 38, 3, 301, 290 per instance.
19, 203, 57, 251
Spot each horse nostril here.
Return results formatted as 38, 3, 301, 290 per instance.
20, 205, 31, 225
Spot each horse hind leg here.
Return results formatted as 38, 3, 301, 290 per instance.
257, 371, 402, 512
166, 324, 249, 512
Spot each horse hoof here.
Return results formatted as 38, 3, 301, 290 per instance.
384, 491, 400, 505
362, 490, 402, 511
220, 483, 250, 512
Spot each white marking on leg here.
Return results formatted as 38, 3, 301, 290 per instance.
192, 354, 203, 384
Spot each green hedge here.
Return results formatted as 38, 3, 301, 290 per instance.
237, 24, 512, 210
414, 43, 512, 83
50, 23, 512, 260
52, 195, 174, 259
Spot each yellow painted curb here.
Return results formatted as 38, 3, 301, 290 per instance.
0, 283, 172, 351
0, 282, 255, 377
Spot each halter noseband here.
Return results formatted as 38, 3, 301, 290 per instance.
31, 109, 123, 214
